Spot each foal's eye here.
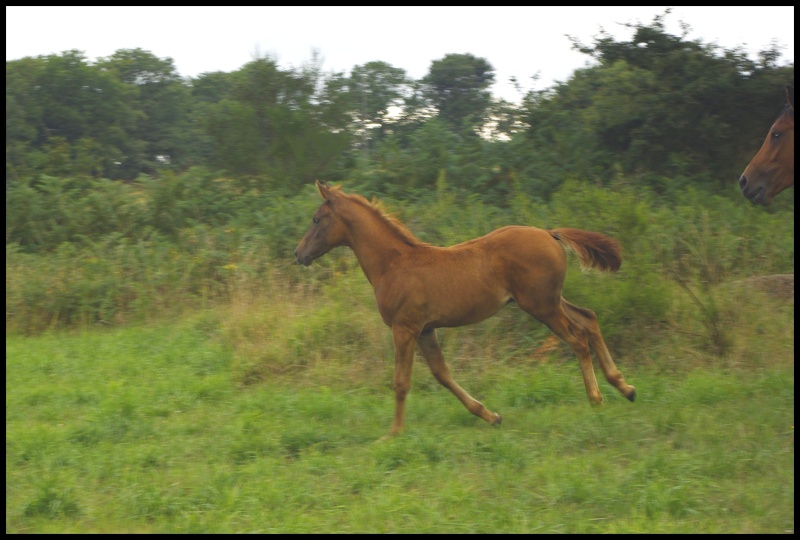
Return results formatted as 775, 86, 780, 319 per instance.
772, 131, 782, 139
313, 217, 320, 224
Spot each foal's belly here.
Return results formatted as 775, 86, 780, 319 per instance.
424, 286, 511, 329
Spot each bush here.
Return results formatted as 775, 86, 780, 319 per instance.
5, 171, 793, 364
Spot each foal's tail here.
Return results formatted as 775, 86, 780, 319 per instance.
549, 227, 622, 273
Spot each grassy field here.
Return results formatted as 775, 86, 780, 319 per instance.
5, 276, 795, 533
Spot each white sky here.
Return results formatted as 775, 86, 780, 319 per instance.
6, 6, 794, 103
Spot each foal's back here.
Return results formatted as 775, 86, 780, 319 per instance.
379, 226, 568, 329
402, 225, 567, 281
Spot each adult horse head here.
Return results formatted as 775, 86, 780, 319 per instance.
739, 85, 794, 206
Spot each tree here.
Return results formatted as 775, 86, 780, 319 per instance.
349, 61, 411, 149
421, 53, 495, 134
6, 50, 135, 181
200, 55, 351, 190
98, 49, 194, 176
6, 57, 43, 183
520, 10, 795, 196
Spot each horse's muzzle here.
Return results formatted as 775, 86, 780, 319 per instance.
294, 249, 312, 266
739, 175, 767, 205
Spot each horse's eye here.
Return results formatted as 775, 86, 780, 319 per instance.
772, 131, 781, 139
313, 217, 320, 224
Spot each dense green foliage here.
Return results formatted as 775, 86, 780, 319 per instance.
6, 12, 794, 197
4, 9, 795, 355
522, 20, 793, 197
6, 170, 794, 356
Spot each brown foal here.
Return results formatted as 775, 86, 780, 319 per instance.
295, 180, 635, 437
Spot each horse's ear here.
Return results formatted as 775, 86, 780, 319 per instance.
316, 179, 332, 200
786, 85, 794, 111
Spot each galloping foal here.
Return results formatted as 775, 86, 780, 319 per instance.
295, 181, 635, 438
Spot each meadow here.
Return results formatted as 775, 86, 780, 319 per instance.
6, 262, 794, 533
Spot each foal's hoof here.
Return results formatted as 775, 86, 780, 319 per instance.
490, 413, 502, 426
374, 433, 395, 444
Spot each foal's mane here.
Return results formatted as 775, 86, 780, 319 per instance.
336, 186, 430, 247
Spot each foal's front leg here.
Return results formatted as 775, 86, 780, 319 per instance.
417, 330, 502, 427
386, 325, 418, 437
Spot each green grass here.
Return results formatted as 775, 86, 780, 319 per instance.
6, 313, 794, 533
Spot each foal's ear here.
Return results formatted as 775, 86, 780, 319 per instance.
316, 179, 332, 200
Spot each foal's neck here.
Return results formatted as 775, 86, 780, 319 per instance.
343, 202, 420, 283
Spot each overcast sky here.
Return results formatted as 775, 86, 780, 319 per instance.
6, 6, 794, 103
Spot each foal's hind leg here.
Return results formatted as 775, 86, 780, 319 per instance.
517, 296, 604, 404
417, 330, 502, 426
561, 299, 636, 402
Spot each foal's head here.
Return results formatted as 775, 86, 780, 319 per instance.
295, 180, 426, 266
294, 180, 350, 266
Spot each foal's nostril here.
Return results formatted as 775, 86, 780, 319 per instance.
738, 175, 748, 191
